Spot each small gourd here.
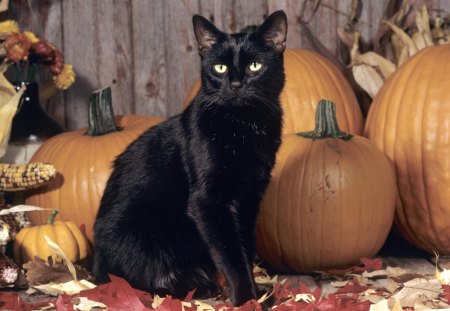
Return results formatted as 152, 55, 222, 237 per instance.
13, 210, 90, 263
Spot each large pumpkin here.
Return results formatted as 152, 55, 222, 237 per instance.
364, 45, 450, 254
184, 49, 364, 135
25, 88, 163, 242
257, 100, 396, 272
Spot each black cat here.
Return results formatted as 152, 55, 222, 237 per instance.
93, 10, 287, 306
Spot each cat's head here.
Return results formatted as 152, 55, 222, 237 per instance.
192, 11, 287, 109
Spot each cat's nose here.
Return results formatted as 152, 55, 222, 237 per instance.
230, 80, 242, 89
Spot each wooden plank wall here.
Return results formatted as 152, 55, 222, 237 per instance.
1, 0, 449, 131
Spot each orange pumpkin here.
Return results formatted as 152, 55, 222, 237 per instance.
257, 100, 396, 272
25, 88, 163, 242
13, 210, 91, 263
364, 45, 450, 254
184, 49, 364, 135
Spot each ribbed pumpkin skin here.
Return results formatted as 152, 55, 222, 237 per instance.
13, 219, 90, 263
364, 45, 450, 254
183, 49, 364, 135
256, 134, 396, 272
25, 115, 163, 242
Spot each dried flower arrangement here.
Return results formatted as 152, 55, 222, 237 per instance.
0, 20, 75, 90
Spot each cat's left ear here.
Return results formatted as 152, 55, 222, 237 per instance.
258, 10, 288, 53
193, 15, 222, 56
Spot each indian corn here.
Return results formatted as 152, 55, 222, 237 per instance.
0, 163, 56, 191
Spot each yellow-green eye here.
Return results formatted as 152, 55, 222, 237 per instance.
214, 64, 227, 73
249, 62, 262, 72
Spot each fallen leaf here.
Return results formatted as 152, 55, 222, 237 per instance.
73, 297, 107, 310
33, 279, 96, 296
24, 257, 92, 286
369, 298, 389, 311
362, 269, 390, 278
44, 235, 78, 280
392, 278, 442, 307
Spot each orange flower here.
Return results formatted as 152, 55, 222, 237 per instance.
4, 32, 31, 62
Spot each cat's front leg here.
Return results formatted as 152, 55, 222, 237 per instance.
187, 192, 258, 306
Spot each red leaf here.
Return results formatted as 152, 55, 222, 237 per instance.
441, 285, 450, 303
0, 292, 20, 310
55, 295, 73, 311
70, 274, 151, 310
327, 258, 384, 275
183, 289, 196, 302
335, 282, 369, 295
360, 258, 383, 272
235, 299, 262, 311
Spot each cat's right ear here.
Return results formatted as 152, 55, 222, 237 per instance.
258, 10, 288, 53
193, 15, 222, 56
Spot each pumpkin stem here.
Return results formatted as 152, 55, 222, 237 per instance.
299, 99, 353, 140
85, 86, 120, 136
48, 209, 58, 224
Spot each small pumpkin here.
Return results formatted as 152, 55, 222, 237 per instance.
25, 87, 164, 242
13, 210, 90, 263
364, 45, 450, 254
184, 49, 364, 135
257, 99, 396, 272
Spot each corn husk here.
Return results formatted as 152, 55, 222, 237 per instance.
340, 4, 449, 98
0, 73, 25, 158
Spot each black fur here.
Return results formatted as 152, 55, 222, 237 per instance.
93, 11, 287, 306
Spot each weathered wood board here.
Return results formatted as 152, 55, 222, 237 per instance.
1, 0, 449, 130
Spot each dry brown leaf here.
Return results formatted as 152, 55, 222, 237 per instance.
73, 297, 108, 311
361, 289, 385, 304
390, 272, 429, 284
33, 279, 96, 296
362, 269, 390, 278
392, 278, 442, 307
385, 266, 408, 276
23, 257, 92, 286
385, 278, 402, 294
330, 280, 349, 288
384, 20, 418, 56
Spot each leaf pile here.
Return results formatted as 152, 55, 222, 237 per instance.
2, 257, 450, 310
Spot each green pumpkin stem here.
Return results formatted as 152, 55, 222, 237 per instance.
299, 99, 353, 140
85, 86, 120, 136
48, 209, 58, 224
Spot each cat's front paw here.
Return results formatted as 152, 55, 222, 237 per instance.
229, 281, 258, 307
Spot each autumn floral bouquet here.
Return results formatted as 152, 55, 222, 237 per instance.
0, 20, 75, 157
0, 20, 75, 90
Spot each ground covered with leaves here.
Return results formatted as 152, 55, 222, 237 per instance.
1, 256, 450, 310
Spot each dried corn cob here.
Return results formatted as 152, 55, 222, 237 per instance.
0, 162, 56, 191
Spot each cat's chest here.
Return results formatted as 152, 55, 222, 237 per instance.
211, 122, 266, 149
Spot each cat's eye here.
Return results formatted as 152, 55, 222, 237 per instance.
214, 64, 228, 74
248, 62, 262, 72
